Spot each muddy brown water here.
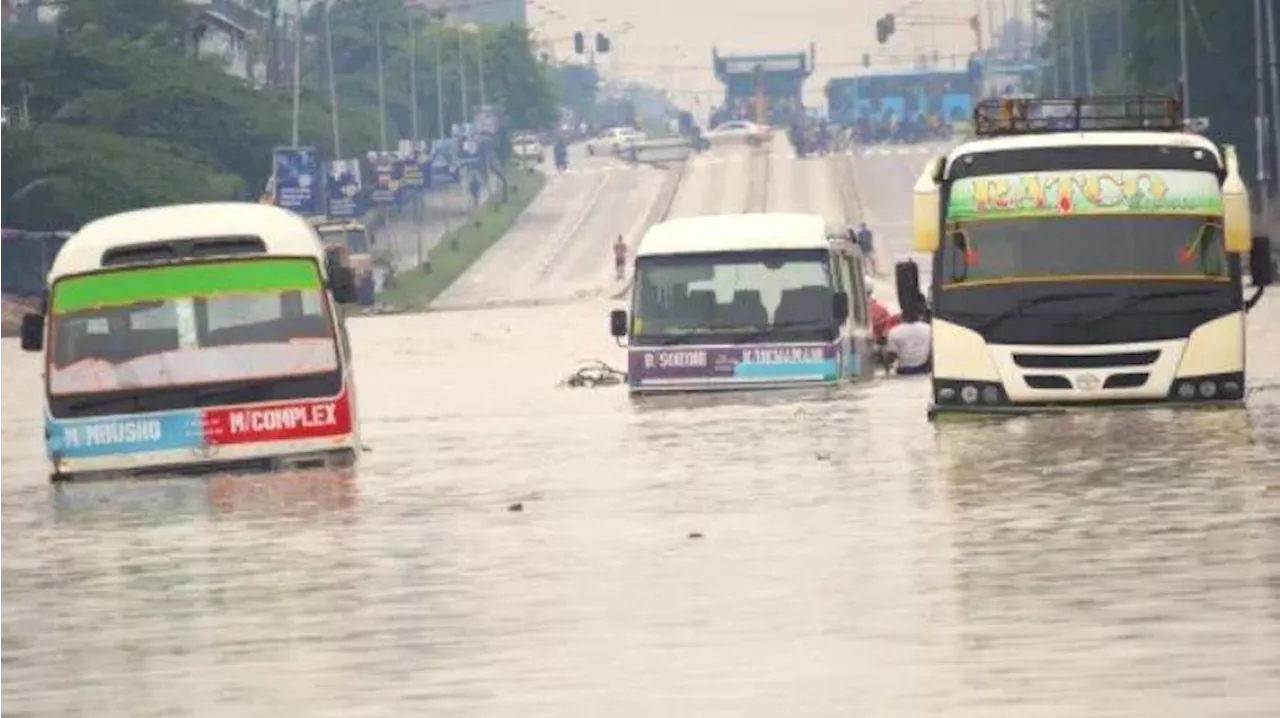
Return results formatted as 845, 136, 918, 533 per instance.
3, 142, 1279, 717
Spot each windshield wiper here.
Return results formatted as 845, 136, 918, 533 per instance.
1063, 289, 1218, 328
974, 292, 1112, 332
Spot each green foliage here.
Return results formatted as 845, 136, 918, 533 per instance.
378, 166, 547, 311
2, 125, 243, 230
1, 1, 558, 231
311, 1, 559, 138
1037, 0, 1262, 187
57, 0, 193, 54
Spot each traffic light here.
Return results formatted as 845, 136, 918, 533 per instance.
862, 52, 870, 68
595, 32, 610, 53
573, 31, 584, 54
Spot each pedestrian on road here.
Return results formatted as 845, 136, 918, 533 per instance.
855, 221, 879, 276
469, 175, 483, 209
613, 235, 628, 281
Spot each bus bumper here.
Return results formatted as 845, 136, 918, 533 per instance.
49, 441, 359, 483
927, 398, 1247, 421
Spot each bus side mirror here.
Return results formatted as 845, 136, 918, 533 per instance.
895, 260, 922, 314
610, 309, 628, 338
832, 291, 849, 324
329, 266, 358, 304
20, 313, 44, 352
1252, 235, 1275, 286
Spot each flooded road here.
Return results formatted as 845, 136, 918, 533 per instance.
3, 139, 1280, 717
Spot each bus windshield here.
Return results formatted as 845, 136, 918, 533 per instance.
632, 249, 835, 343
942, 215, 1230, 286
318, 228, 369, 255
47, 258, 339, 396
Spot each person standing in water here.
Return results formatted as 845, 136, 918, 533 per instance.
613, 235, 628, 280
885, 308, 932, 376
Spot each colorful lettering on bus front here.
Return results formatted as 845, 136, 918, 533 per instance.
43, 256, 355, 464
46, 396, 353, 460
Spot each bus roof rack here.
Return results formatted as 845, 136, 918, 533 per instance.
972, 95, 1184, 137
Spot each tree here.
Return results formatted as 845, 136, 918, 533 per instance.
1037, 0, 1262, 192
57, 0, 193, 54
304, 0, 559, 141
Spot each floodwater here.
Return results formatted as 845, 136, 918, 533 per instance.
3, 140, 1280, 717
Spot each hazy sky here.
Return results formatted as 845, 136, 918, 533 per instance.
528, 0, 1024, 109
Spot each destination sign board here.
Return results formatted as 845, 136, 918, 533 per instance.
722, 57, 805, 74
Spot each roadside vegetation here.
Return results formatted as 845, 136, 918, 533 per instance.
377, 166, 547, 311
2, 0, 559, 230
1035, 0, 1260, 186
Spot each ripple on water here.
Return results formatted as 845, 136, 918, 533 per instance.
2, 300, 1279, 717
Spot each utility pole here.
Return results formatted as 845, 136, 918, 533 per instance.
1177, 0, 1190, 120
290, 0, 303, 145
324, 1, 341, 157
1257, 0, 1270, 218
458, 27, 470, 123
1266, 0, 1280, 187
409, 14, 420, 142
435, 21, 446, 138
1065, 0, 1077, 96
1082, 0, 1094, 95
375, 16, 387, 151
476, 32, 487, 109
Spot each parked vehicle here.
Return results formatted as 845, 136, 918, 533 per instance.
705, 120, 772, 147
586, 127, 647, 156
512, 132, 545, 164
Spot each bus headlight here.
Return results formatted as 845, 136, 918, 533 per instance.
935, 380, 1007, 406
1168, 372, 1244, 402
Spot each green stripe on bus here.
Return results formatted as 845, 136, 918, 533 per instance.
52, 259, 323, 315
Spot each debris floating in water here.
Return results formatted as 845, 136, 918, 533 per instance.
562, 359, 627, 389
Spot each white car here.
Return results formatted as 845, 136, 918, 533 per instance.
512, 134, 544, 163
586, 127, 646, 156
705, 120, 772, 146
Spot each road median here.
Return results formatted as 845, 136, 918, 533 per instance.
376, 166, 547, 312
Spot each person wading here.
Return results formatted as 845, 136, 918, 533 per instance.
613, 235, 628, 280
885, 308, 932, 376
855, 221, 879, 276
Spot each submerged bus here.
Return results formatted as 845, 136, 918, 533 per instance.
898, 96, 1274, 418
19, 203, 364, 481
609, 213, 876, 393
311, 218, 377, 307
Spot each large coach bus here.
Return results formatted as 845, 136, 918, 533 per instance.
897, 96, 1274, 418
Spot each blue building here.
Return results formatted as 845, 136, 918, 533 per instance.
711, 46, 814, 127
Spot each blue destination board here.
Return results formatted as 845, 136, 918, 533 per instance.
46, 411, 204, 459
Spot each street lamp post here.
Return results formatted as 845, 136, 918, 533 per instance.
410, 15, 420, 142
324, 1, 341, 156
375, 16, 388, 151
